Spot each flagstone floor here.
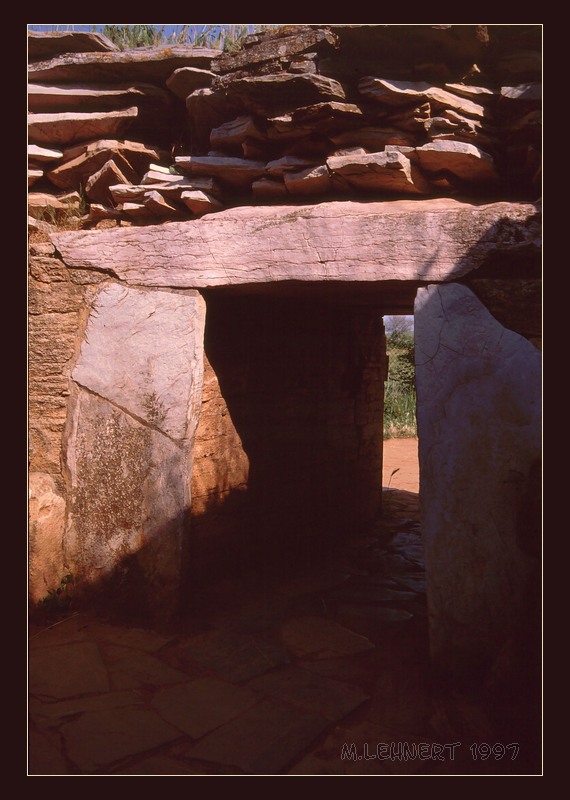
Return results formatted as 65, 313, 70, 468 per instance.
28, 440, 540, 776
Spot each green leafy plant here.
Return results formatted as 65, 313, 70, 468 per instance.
38, 573, 75, 613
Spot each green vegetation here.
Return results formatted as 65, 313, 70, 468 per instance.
38, 573, 75, 613
30, 24, 282, 52
383, 316, 417, 439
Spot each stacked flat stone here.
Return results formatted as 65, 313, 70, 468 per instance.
28, 25, 541, 228
27, 30, 222, 225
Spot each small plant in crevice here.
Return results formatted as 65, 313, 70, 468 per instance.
387, 467, 400, 489
38, 573, 75, 614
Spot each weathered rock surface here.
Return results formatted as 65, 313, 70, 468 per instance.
466, 278, 542, 343
499, 82, 541, 103
140, 166, 185, 184
251, 178, 289, 198
120, 202, 153, 220
283, 164, 331, 195
143, 190, 182, 217
326, 150, 431, 195
415, 141, 498, 186
212, 27, 338, 76
28, 249, 93, 480
151, 679, 259, 739
165, 66, 215, 99
28, 169, 43, 187
266, 155, 320, 176
28, 81, 170, 113
28, 46, 222, 84
59, 281, 203, 605
414, 283, 541, 677
52, 199, 540, 288
27, 30, 119, 62
329, 127, 418, 150
180, 189, 223, 214
72, 283, 205, 441
359, 77, 488, 119
221, 73, 346, 116
444, 83, 496, 102
61, 706, 180, 773
85, 158, 132, 203
46, 139, 167, 190
28, 107, 138, 146
28, 144, 63, 163
210, 115, 265, 150
28, 472, 67, 603
28, 191, 82, 221
175, 155, 266, 190
83, 203, 122, 224
109, 176, 222, 206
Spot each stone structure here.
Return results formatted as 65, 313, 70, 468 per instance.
28, 26, 541, 692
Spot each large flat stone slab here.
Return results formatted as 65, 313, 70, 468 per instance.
29, 641, 110, 699
327, 151, 431, 195
52, 199, 540, 289
61, 706, 181, 773
173, 631, 290, 682
359, 77, 488, 119
28, 82, 169, 113
415, 141, 498, 185
247, 666, 369, 722
28, 30, 118, 61
221, 73, 346, 116
151, 678, 260, 738
28, 144, 63, 163
29, 690, 144, 729
106, 651, 192, 690
175, 155, 266, 190
186, 699, 330, 774
28, 46, 221, 84
280, 616, 374, 659
28, 107, 138, 146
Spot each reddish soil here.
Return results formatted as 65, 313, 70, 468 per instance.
382, 438, 419, 494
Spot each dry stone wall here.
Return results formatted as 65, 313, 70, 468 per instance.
28, 25, 541, 229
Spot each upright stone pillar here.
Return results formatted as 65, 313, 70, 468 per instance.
414, 283, 541, 682
64, 282, 206, 621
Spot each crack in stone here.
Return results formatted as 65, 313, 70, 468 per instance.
72, 381, 186, 446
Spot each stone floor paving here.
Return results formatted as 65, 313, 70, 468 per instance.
28, 445, 541, 775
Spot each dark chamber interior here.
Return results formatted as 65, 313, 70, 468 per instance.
185, 291, 390, 600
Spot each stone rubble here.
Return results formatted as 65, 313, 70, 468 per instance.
27, 25, 541, 227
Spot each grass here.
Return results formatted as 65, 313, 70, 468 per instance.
29, 24, 282, 52
383, 382, 417, 439
383, 338, 417, 439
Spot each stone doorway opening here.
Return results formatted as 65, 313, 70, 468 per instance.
185, 289, 423, 617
